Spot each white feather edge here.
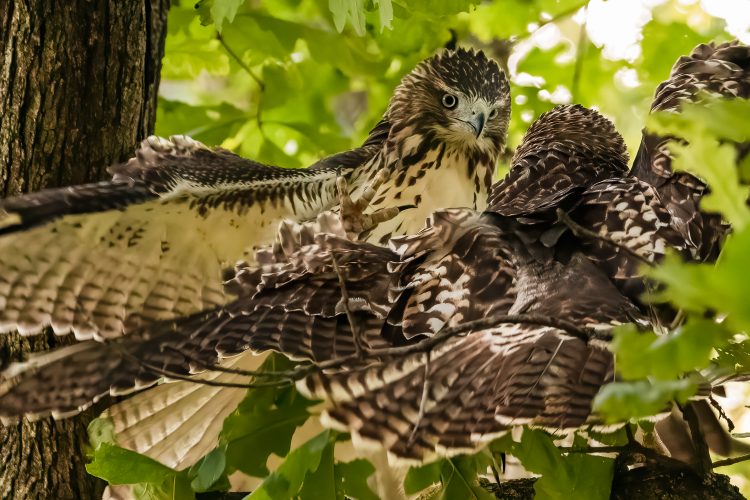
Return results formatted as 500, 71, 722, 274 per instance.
105, 351, 267, 469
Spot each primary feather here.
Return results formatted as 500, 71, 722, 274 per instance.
0, 48, 509, 341
0, 48, 511, 468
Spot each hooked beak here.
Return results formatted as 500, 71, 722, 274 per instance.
469, 112, 486, 138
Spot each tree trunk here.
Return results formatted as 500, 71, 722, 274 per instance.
0, 1, 168, 498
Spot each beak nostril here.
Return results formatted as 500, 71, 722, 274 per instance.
468, 112, 486, 138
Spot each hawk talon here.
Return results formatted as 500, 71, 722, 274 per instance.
336, 170, 396, 240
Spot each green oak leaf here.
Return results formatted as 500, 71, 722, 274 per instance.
593, 379, 697, 423
87, 443, 194, 500
329, 0, 367, 35
334, 459, 378, 500
509, 429, 614, 500
188, 446, 228, 492
610, 320, 733, 381
249, 430, 332, 500
221, 355, 314, 478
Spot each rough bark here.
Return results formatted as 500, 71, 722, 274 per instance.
0, 1, 168, 498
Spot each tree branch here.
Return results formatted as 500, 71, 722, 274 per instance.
131, 357, 293, 389
408, 350, 431, 444
330, 251, 365, 358
139, 312, 614, 390
216, 33, 264, 90
559, 445, 625, 454
681, 402, 713, 474
713, 453, 750, 469
556, 208, 655, 267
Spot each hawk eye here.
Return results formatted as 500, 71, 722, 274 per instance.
488, 108, 499, 119
442, 94, 458, 109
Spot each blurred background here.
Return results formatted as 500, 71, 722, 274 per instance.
161, 0, 748, 170
159, 1, 750, 492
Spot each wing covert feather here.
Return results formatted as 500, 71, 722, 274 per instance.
0, 127, 387, 338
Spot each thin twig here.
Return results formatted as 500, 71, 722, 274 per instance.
120, 344, 296, 389
356, 313, 611, 363
330, 251, 365, 358
161, 346, 291, 378
137, 312, 612, 390
556, 208, 654, 267
409, 350, 431, 444
710, 395, 735, 433
559, 445, 625, 454
490, 461, 502, 486
669, 309, 686, 330
138, 359, 294, 389
713, 452, 750, 469
625, 423, 636, 444
216, 33, 265, 90
234, 312, 607, 372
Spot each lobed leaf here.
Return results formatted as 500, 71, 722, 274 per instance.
592, 379, 697, 423
248, 430, 332, 500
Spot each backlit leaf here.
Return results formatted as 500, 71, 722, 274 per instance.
509, 429, 614, 500
249, 430, 332, 500
593, 379, 697, 423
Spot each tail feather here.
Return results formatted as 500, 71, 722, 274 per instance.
632, 41, 750, 185
105, 352, 265, 469
650, 41, 750, 115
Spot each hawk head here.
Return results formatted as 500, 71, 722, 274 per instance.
388, 48, 511, 157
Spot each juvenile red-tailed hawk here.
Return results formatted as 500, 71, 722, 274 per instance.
2, 41, 748, 463
0, 48, 511, 467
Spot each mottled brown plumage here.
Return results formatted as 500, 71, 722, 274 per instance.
0, 48, 510, 340
299, 224, 638, 460
3, 41, 748, 465
0, 104, 633, 456
489, 104, 628, 219
0, 48, 512, 468
631, 41, 750, 262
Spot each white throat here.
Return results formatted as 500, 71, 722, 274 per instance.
360, 143, 494, 244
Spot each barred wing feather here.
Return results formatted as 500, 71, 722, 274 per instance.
0, 129, 386, 340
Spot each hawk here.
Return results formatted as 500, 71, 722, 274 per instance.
296, 41, 750, 459
630, 41, 750, 263
0, 48, 511, 466
0, 47, 510, 339
2, 41, 747, 463
0, 105, 650, 462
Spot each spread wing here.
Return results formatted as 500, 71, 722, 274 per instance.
488, 104, 628, 218
0, 209, 514, 420
299, 326, 614, 461
0, 122, 388, 340
298, 241, 641, 461
0, 213, 397, 419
